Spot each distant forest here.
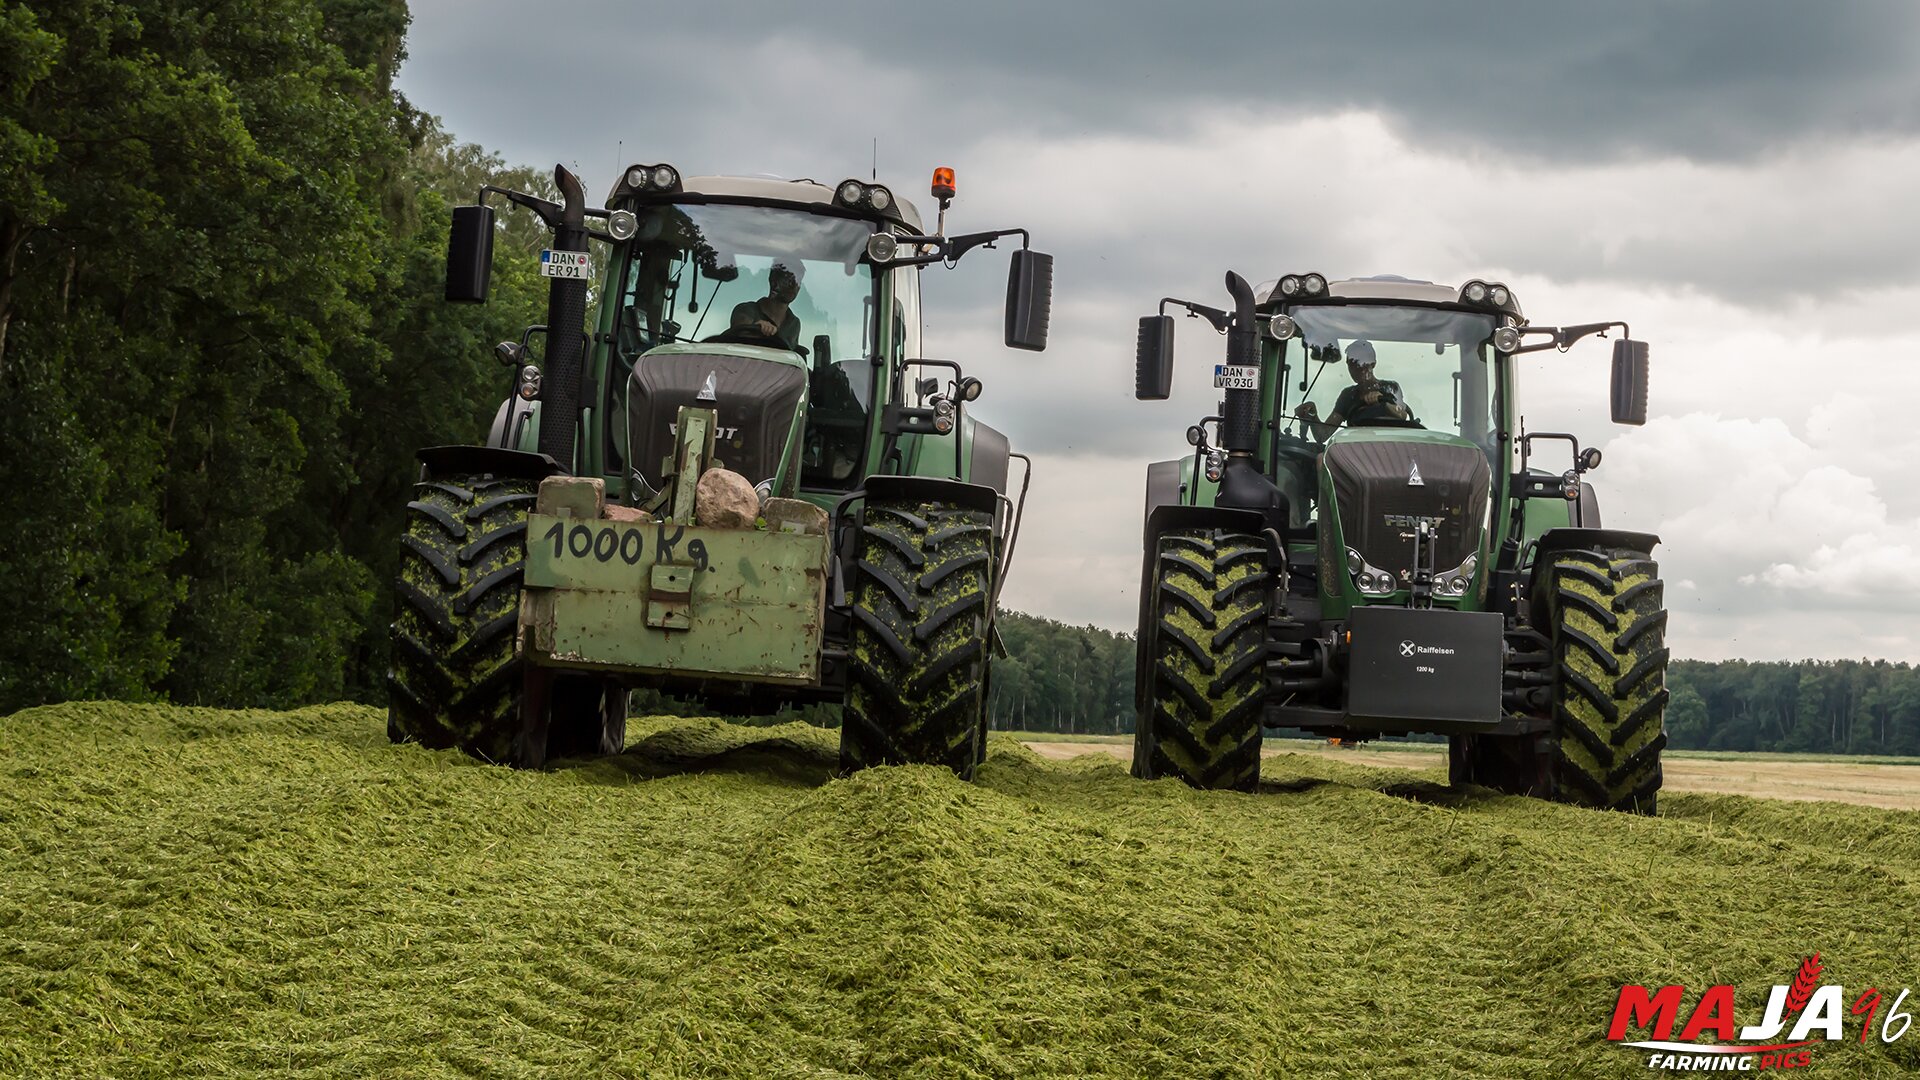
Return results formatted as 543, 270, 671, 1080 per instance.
990, 613, 1920, 757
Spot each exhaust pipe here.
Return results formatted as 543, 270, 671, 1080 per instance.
538, 166, 589, 470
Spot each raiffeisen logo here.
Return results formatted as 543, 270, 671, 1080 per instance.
1608, 953, 1913, 1071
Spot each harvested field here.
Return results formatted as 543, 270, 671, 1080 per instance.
3, 703, 1918, 1078
1022, 738, 1920, 810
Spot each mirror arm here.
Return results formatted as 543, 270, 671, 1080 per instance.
1515, 321, 1631, 354
477, 185, 563, 229
946, 227, 1027, 261
878, 227, 1030, 268
1159, 296, 1232, 334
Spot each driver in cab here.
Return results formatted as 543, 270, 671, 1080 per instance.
1293, 339, 1410, 440
729, 261, 804, 350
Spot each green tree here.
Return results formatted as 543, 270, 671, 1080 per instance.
0, 0, 546, 712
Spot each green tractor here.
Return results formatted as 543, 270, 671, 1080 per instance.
1132, 271, 1667, 812
388, 161, 1051, 777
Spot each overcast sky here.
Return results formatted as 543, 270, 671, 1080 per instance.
398, 1, 1920, 662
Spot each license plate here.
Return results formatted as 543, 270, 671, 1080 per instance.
539, 250, 592, 280
1213, 364, 1258, 390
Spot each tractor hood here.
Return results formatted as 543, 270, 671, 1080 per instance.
1319, 427, 1492, 593
626, 343, 807, 495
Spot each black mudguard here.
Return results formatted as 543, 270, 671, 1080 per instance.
1144, 459, 1183, 516
1533, 526, 1659, 562
1526, 526, 1661, 626
864, 474, 1001, 516
418, 445, 566, 482
967, 420, 1012, 494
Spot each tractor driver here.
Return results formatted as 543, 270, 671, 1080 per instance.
729, 260, 804, 351
1293, 339, 1411, 440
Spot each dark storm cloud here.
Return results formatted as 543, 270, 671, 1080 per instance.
402, 0, 1920, 166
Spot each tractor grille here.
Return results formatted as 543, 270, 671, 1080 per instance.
1323, 439, 1489, 580
627, 352, 805, 492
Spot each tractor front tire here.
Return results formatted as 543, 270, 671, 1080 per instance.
1543, 546, 1670, 813
841, 497, 994, 779
388, 476, 535, 764
1133, 529, 1269, 792
386, 474, 620, 767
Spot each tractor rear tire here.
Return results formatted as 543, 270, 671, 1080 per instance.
385, 474, 620, 767
841, 497, 993, 779
1542, 546, 1669, 813
1133, 529, 1269, 792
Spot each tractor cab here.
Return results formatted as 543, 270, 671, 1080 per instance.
1259, 276, 1511, 613
601, 174, 915, 505
482, 165, 1053, 516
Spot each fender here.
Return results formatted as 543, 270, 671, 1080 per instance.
863, 474, 1001, 516
418, 445, 566, 482
1526, 526, 1662, 625
1532, 526, 1659, 562
1144, 459, 1182, 516
967, 418, 1012, 493
1144, 503, 1267, 545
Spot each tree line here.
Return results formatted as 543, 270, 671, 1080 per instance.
0, 0, 549, 713
990, 614, 1920, 757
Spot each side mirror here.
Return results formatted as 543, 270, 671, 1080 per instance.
1610, 339, 1650, 425
445, 204, 496, 303
1135, 315, 1175, 400
1004, 249, 1053, 351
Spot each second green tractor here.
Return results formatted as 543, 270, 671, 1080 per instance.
1132, 272, 1667, 813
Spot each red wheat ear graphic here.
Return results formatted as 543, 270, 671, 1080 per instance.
1783, 953, 1824, 1016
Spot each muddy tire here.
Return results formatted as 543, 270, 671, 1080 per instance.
841, 498, 993, 779
1543, 546, 1669, 813
387, 476, 535, 763
1133, 529, 1268, 792
386, 474, 620, 767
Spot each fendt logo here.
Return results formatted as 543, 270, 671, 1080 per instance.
666, 420, 742, 440
1607, 953, 1913, 1071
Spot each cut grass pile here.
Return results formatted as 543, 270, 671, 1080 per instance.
3, 702, 1918, 1078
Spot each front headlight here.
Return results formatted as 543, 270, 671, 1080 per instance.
1434, 552, 1478, 598
1348, 548, 1399, 597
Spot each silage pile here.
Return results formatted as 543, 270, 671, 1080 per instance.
2, 703, 1917, 1078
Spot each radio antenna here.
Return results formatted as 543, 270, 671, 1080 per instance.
871, 138, 877, 181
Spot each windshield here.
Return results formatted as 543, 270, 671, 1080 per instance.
612, 202, 879, 490
1282, 305, 1499, 448
614, 202, 875, 375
